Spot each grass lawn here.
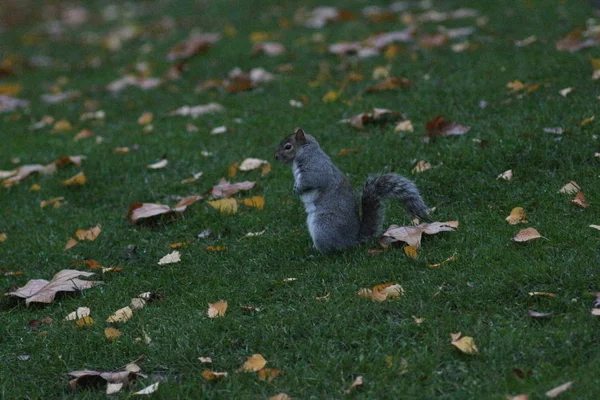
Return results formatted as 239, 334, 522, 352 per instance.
1, 0, 600, 398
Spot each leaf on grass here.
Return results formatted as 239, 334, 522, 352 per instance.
545, 381, 573, 398
559, 181, 580, 194
75, 316, 94, 327
425, 115, 470, 139
269, 394, 291, 400
591, 309, 600, 316
75, 225, 101, 241
133, 382, 159, 395
506, 207, 527, 224
137, 112, 153, 125
543, 127, 564, 135
64, 238, 78, 250
61, 172, 86, 186
167, 33, 220, 62
412, 160, 433, 173
198, 357, 213, 363
528, 310, 552, 318
497, 169, 513, 181
128, 197, 202, 223
450, 332, 478, 354
251, 42, 286, 56
240, 196, 265, 209
338, 148, 359, 156
590, 225, 600, 231
513, 227, 542, 242
380, 221, 458, 248
158, 251, 181, 265
2, 164, 55, 187
258, 368, 282, 382
570, 192, 589, 208
428, 254, 457, 269
528, 292, 557, 298
211, 179, 256, 198
240, 354, 267, 372
207, 300, 228, 318
181, 171, 203, 184
106, 306, 134, 323
358, 282, 404, 302
41, 197, 65, 208
403, 245, 418, 258
105, 327, 122, 340
394, 120, 414, 132
344, 376, 363, 394
0, 233, 7, 242
65, 306, 91, 321
6, 270, 102, 305
239, 158, 269, 171
340, 108, 403, 129
244, 230, 266, 238
316, 292, 331, 302
559, 87, 573, 97
579, 116, 594, 127
202, 369, 228, 381
364, 77, 411, 93
166, 103, 224, 118
147, 158, 168, 170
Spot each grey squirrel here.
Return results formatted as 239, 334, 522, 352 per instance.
275, 128, 429, 253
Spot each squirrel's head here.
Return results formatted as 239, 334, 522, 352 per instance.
274, 127, 311, 163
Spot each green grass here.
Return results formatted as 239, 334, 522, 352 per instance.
2, 0, 600, 398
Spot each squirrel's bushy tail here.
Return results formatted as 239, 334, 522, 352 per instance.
359, 174, 429, 240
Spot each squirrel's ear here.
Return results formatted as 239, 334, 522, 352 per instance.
294, 127, 306, 142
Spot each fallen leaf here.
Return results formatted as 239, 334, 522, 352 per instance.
251, 42, 286, 56
0, 233, 7, 242
166, 103, 224, 118
403, 245, 418, 258
591, 309, 600, 316
364, 77, 411, 93
75, 225, 101, 241
528, 310, 552, 318
394, 120, 414, 132
258, 368, 282, 382
105, 327, 122, 340
61, 172, 86, 186
545, 381, 573, 398
133, 382, 159, 395
506, 207, 527, 224
64, 238, 78, 250
106, 306, 134, 323
570, 192, 589, 208
316, 292, 331, 302
559, 181, 580, 194
513, 227, 542, 242
167, 33, 220, 62
202, 370, 228, 381
380, 221, 458, 248
211, 126, 227, 135
559, 87, 573, 97
543, 127, 564, 134
528, 292, 557, 298
450, 332, 478, 354
412, 160, 433, 173
67, 355, 145, 392
205, 246, 227, 252
40, 197, 65, 208
75, 316, 94, 327
207, 300, 228, 318
240, 354, 267, 372
240, 196, 265, 209
515, 35, 537, 47
428, 254, 457, 269
345, 376, 363, 394
52, 120, 73, 132
2, 163, 56, 187
358, 282, 404, 302
65, 306, 91, 321
128, 197, 202, 223
425, 115, 471, 139
243, 230, 266, 237
198, 357, 213, 363
239, 158, 269, 171
507, 395, 529, 400
269, 394, 291, 400
590, 225, 600, 231
211, 179, 255, 198
181, 171, 203, 184
147, 158, 168, 170
497, 170, 513, 181
6, 270, 102, 305
207, 198, 238, 214
137, 112, 153, 125
413, 316, 425, 325
18, 355, 31, 361
340, 108, 403, 129
579, 116, 594, 127
158, 251, 181, 265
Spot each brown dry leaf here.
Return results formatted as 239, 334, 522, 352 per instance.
133, 382, 159, 395
337, 148, 359, 156
240, 196, 265, 210
513, 227, 542, 242
137, 112, 153, 125
403, 245, 418, 258
269, 394, 291, 400
166, 103, 224, 118
507, 395, 529, 400
413, 316, 425, 325
106, 306, 134, 323
167, 33, 220, 62
545, 381, 573, 398
258, 368, 282, 382
570, 192, 589, 208
170, 242, 190, 249
364, 77, 411, 93
158, 251, 181, 265
2, 164, 55, 187
75, 225, 101, 241
207, 300, 228, 318
240, 354, 267, 372
380, 221, 458, 248
207, 198, 238, 214
345, 376, 363, 394
412, 160, 433, 173
340, 108, 403, 129
75, 316, 94, 327
130, 298, 147, 310
497, 170, 513, 181
41, 197, 65, 208
506, 207, 527, 224
64, 238, 78, 250
579, 116, 594, 127
450, 332, 478, 354
211, 179, 256, 198
316, 292, 331, 302
74, 129, 94, 141
205, 246, 227, 252
557, 30, 597, 52
65, 306, 91, 321
251, 42, 286, 56
6, 270, 102, 305
228, 162, 239, 178
425, 115, 470, 139
358, 282, 404, 302
147, 158, 168, 170
202, 369, 228, 381
0, 83, 21, 96
428, 254, 457, 269
61, 172, 86, 186
181, 171, 203, 184
528, 292, 557, 298
128, 196, 202, 223
105, 327, 122, 340
0, 233, 7, 242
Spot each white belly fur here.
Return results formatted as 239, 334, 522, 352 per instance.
301, 190, 318, 241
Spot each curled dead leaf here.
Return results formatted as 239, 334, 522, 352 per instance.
358, 282, 404, 302
506, 207, 527, 225
208, 198, 238, 214
240, 354, 267, 372
450, 332, 478, 354
106, 306, 134, 323
344, 376, 363, 394
202, 369, 228, 381
207, 300, 228, 318
380, 221, 458, 248
158, 251, 181, 265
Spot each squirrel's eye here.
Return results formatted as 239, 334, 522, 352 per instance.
284, 144, 293, 151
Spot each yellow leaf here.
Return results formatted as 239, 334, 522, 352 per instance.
224, 23, 237, 37
258, 368, 282, 382
428, 254, 457, 269
240, 196, 264, 210
322, 90, 340, 102
64, 237, 78, 250
505, 207, 527, 224
450, 332, 478, 354
202, 369, 228, 381
106, 306, 133, 323
207, 300, 228, 318
403, 245, 418, 258
208, 198, 238, 214
412, 160, 432, 173
29, 183, 41, 191
52, 120, 72, 132
205, 245, 227, 252
358, 282, 404, 302
412, 316, 425, 325
260, 163, 271, 176
61, 172, 86, 186
0, 83, 21, 96
137, 112, 153, 125
75, 316, 94, 327
228, 162, 239, 178
250, 31, 271, 42
104, 327, 122, 340
240, 354, 267, 372
580, 116, 595, 127
170, 242, 190, 249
